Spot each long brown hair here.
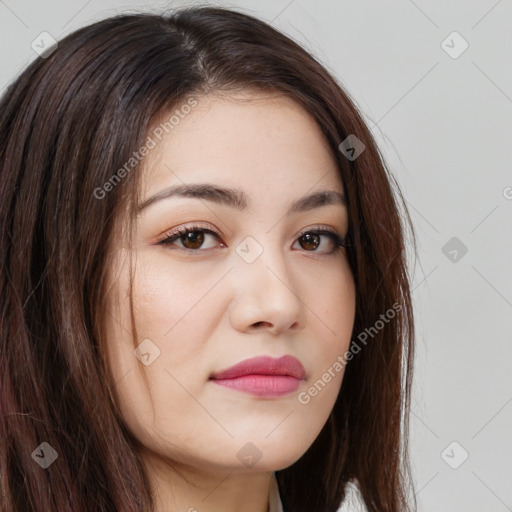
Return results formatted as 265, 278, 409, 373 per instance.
0, 6, 416, 512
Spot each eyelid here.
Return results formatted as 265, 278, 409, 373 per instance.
158, 221, 222, 242
297, 224, 345, 242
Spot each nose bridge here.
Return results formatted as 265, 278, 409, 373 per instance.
235, 233, 292, 290
229, 232, 305, 332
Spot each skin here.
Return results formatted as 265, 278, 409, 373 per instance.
103, 89, 356, 512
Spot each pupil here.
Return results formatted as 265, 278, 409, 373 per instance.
301, 233, 319, 250
182, 231, 204, 249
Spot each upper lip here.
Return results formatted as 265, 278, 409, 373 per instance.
210, 355, 306, 380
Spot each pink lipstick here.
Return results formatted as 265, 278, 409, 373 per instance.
209, 355, 306, 397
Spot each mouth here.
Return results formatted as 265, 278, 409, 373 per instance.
209, 355, 306, 398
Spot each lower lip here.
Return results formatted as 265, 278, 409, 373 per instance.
210, 375, 302, 397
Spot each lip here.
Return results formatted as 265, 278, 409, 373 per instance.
209, 355, 306, 397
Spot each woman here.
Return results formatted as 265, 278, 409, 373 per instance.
0, 6, 416, 512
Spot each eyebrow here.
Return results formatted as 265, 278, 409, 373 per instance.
137, 183, 346, 215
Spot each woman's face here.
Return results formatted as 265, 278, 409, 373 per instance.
104, 90, 356, 474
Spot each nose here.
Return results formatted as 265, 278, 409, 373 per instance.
228, 241, 307, 336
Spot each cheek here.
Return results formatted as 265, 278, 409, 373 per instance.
103, 289, 214, 458
102, 252, 213, 441
308, 255, 356, 350
134, 257, 210, 328
299, 257, 356, 402
132, 257, 224, 367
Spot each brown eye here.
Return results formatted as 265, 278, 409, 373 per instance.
158, 226, 223, 251
292, 229, 346, 254
180, 230, 205, 249
299, 232, 320, 251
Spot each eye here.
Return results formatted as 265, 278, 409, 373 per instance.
293, 228, 348, 254
158, 224, 225, 251
157, 224, 350, 254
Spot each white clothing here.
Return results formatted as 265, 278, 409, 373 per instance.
268, 472, 284, 512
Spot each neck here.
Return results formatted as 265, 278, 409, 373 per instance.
140, 447, 275, 512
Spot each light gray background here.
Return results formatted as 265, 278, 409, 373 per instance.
1, 1, 511, 511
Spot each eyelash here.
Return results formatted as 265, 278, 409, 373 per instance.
157, 223, 350, 255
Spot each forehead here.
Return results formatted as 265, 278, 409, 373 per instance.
140, 89, 343, 201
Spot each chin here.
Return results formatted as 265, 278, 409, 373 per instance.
241, 437, 313, 472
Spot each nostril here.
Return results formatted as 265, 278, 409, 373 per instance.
252, 321, 272, 329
